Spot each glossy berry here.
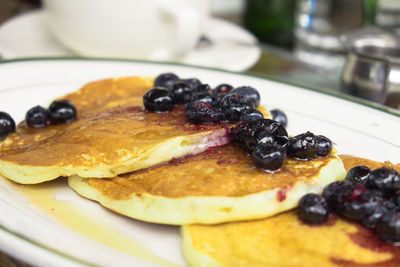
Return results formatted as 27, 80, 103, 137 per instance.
212, 84, 233, 95
316, 135, 332, 157
154, 73, 179, 88
366, 167, 400, 193
299, 193, 330, 225
252, 143, 286, 171
363, 198, 397, 229
143, 87, 175, 112
25, 106, 51, 128
346, 165, 371, 184
376, 212, 400, 244
185, 102, 223, 124
270, 109, 287, 128
287, 131, 318, 160
232, 86, 260, 106
170, 81, 192, 104
192, 83, 211, 95
220, 93, 256, 122
191, 93, 215, 105
183, 78, 201, 90
229, 119, 288, 151
48, 100, 77, 124
0, 112, 16, 139
322, 181, 353, 210
239, 109, 264, 122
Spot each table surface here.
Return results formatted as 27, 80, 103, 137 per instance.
0, 1, 398, 266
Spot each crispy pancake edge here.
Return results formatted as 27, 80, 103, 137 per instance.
0, 129, 229, 184
68, 154, 346, 225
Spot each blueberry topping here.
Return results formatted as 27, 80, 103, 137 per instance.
192, 83, 211, 95
346, 165, 372, 184
191, 93, 215, 105
239, 109, 264, 123
270, 109, 287, 128
366, 167, 400, 193
154, 73, 179, 88
376, 212, 400, 244
183, 78, 201, 90
170, 81, 192, 104
299, 193, 330, 225
287, 131, 318, 160
232, 86, 260, 106
322, 181, 353, 211
143, 87, 175, 112
185, 102, 223, 124
316, 135, 332, 157
48, 100, 77, 124
220, 93, 256, 122
212, 84, 233, 95
0, 112, 16, 139
252, 143, 286, 171
25, 106, 52, 128
363, 199, 397, 229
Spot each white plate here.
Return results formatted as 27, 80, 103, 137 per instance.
0, 10, 261, 72
0, 58, 399, 267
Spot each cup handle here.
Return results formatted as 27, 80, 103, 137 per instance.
158, 0, 201, 58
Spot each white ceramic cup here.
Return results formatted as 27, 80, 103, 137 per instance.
42, 0, 210, 60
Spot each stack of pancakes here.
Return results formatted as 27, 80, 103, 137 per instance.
1, 76, 396, 266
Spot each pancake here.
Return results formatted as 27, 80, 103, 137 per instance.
0, 77, 248, 184
68, 144, 346, 225
181, 157, 400, 267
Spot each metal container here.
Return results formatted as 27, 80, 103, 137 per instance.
341, 28, 400, 108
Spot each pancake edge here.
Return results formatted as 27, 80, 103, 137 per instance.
68, 155, 346, 225
181, 226, 221, 267
0, 128, 229, 184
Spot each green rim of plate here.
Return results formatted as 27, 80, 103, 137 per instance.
0, 56, 398, 266
0, 56, 399, 117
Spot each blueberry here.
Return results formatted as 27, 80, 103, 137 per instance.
143, 87, 175, 112
191, 93, 215, 105
220, 93, 256, 122
239, 109, 264, 123
170, 81, 192, 104
154, 73, 179, 88
322, 181, 353, 211
25, 106, 51, 128
183, 78, 201, 90
192, 83, 211, 95
232, 86, 260, 106
48, 100, 77, 124
185, 102, 223, 124
287, 131, 318, 160
363, 198, 397, 229
212, 84, 233, 95
252, 143, 286, 171
298, 193, 330, 225
366, 167, 400, 193
0, 112, 16, 139
316, 135, 332, 157
270, 109, 287, 128
229, 119, 288, 151
346, 165, 371, 184
376, 212, 400, 244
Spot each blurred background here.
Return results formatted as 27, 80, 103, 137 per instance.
0, 0, 399, 110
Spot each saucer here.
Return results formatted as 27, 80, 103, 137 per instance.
0, 10, 261, 71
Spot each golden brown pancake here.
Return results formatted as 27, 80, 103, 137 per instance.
0, 77, 242, 184
181, 157, 400, 267
68, 145, 346, 225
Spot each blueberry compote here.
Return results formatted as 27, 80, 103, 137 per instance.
300, 165, 400, 245
145, 73, 333, 172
